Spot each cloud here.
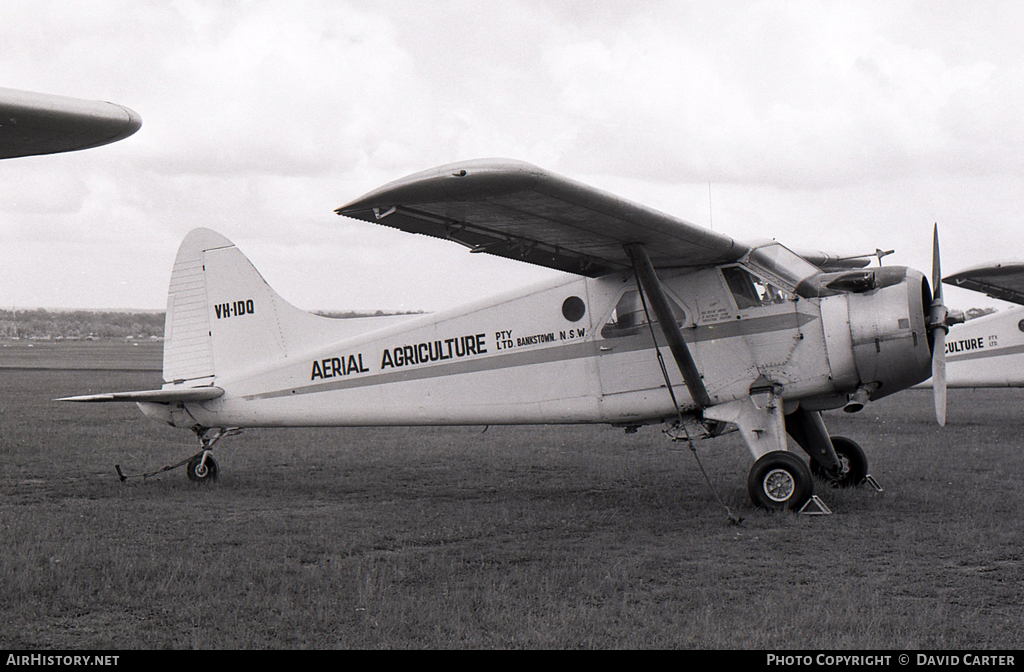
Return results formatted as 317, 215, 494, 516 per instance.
534, 2, 1009, 189
0, 163, 89, 214
4, 0, 1024, 312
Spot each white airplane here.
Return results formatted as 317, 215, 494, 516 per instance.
0, 86, 141, 159
937, 262, 1024, 387
60, 159, 962, 511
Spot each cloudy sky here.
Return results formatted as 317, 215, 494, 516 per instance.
2, 0, 1023, 313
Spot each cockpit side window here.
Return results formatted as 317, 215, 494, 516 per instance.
747, 242, 819, 287
601, 289, 686, 339
722, 266, 791, 309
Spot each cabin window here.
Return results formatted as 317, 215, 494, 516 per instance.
601, 289, 686, 338
722, 266, 790, 309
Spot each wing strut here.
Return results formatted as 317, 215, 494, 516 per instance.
625, 243, 712, 408
627, 243, 742, 524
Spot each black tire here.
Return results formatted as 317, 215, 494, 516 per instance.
747, 451, 813, 511
810, 436, 868, 487
186, 455, 218, 483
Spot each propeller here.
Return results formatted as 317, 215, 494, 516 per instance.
927, 224, 964, 426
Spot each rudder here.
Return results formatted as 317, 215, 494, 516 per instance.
163, 229, 223, 384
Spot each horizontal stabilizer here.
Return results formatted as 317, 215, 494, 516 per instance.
56, 387, 224, 404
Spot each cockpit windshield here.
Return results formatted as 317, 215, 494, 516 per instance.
747, 242, 821, 288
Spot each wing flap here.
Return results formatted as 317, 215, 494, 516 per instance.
56, 387, 224, 404
944, 261, 1024, 306
336, 159, 747, 276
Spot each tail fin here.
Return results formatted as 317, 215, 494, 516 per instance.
163, 227, 319, 384
163, 228, 414, 385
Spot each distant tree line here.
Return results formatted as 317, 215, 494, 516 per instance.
0, 308, 426, 340
313, 310, 425, 319
0, 309, 165, 340
965, 307, 998, 320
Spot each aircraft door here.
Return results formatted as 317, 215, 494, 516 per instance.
719, 265, 803, 367
596, 283, 688, 398
684, 265, 806, 403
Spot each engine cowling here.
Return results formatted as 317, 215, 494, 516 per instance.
810, 266, 933, 405
847, 267, 932, 399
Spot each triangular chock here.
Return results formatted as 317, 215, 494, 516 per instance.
864, 474, 884, 492
799, 495, 833, 516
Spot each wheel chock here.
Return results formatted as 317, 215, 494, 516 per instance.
799, 495, 833, 515
864, 474, 884, 492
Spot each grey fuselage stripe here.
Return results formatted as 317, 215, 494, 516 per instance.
243, 311, 817, 401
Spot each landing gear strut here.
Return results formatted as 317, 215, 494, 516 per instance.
810, 435, 868, 487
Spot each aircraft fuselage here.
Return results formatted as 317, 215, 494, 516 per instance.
150, 258, 934, 433
919, 306, 1024, 388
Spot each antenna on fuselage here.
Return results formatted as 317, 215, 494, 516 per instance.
708, 181, 713, 231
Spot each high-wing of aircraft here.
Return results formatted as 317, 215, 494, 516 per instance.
60, 159, 961, 511
0, 86, 141, 159
930, 261, 1024, 387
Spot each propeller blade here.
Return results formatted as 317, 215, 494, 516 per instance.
930, 224, 948, 426
932, 328, 947, 427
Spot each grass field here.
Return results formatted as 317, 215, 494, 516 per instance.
1, 345, 1022, 649
0, 340, 161, 371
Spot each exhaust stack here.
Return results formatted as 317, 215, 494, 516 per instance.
843, 382, 880, 413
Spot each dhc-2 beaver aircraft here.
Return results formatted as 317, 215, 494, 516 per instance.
61, 159, 963, 511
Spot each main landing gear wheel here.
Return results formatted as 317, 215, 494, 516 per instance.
186, 454, 219, 483
747, 451, 813, 511
811, 436, 868, 487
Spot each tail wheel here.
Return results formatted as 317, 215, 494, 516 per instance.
747, 451, 813, 511
811, 436, 868, 487
186, 455, 219, 483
